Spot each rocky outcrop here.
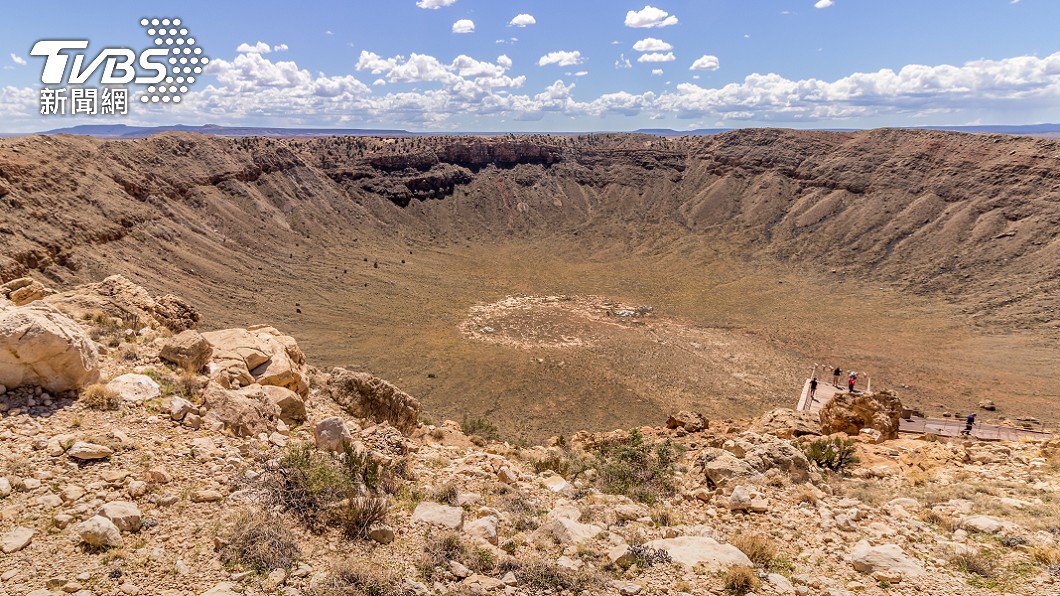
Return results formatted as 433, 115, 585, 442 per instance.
819, 390, 903, 440
0, 277, 54, 306
45, 275, 200, 332
750, 408, 822, 439
0, 302, 99, 391
695, 431, 810, 488
200, 382, 281, 438
159, 330, 213, 372
326, 368, 420, 432
202, 326, 308, 396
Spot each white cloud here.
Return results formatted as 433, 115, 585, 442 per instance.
632, 38, 672, 52
615, 54, 633, 69
625, 5, 679, 28
417, 0, 456, 8
452, 19, 475, 34
236, 41, 272, 54
652, 69, 664, 76
690, 55, 720, 71
574, 71, 588, 77
815, 0, 834, 8
637, 52, 675, 63
325, 30, 333, 36
538, 50, 583, 67
273, 44, 289, 52
509, 14, 536, 27
9, 53, 26, 66
497, 55, 513, 68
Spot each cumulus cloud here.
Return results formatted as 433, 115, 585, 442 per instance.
9, 53, 26, 66
651, 69, 664, 76
509, 14, 536, 27
452, 19, 475, 34
625, 5, 679, 28
615, 54, 633, 69
815, 0, 834, 8
538, 51, 583, 67
236, 41, 272, 54
690, 55, 720, 71
417, 0, 456, 8
637, 52, 675, 63
273, 44, 289, 52
633, 38, 673, 52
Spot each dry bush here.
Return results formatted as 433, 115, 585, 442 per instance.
494, 485, 544, 531
724, 565, 760, 595
730, 532, 779, 567
316, 560, 413, 596
1032, 546, 1060, 566
461, 414, 501, 442
80, 383, 122, 411
951, 552, 998, 578
921, 509, 960, 533
590, 428, 682, 504
428, 483, 459, 506
417, 531, 467, 580
218, 509, 301, 573
508, 558, 605, 592
793, 484, 819, 505
334, 495, 389, 539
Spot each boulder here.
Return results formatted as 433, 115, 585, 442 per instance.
0, 303, 100, 392
159, 330, 213, 372
201, 382, 280, 437
45, 275, 199, 331
313, 417, 354, 452
697, 448, 756, 488
960, 515, 1012, 535
77, 515, 123, 548
698, 432, 809, 488
326, 368, 420, 432
819, 390, 903, 440
1, 526, 33, 553
849, 540, 925, 579
978, 400, 997, 411
1, 278, 54, 306
263, 385, 307, 425
202, 326, 308, 395
666, 411, 708, 432
750, 408, 822, 439
106, 374, 161, 403
67, 441, 113, 460
98, 501, 143, 532
537, 516, 602, 545
643, 536, 752, 571
411, 501, 464, 530
464, 515, 499, 545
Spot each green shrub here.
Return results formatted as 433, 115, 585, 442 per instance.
802, 437, 859, 473
590, 429, 681, 504
461, 414, 501, 442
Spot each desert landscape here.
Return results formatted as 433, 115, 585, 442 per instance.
0, 129, 1058, 595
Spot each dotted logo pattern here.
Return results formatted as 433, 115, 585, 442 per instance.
137, 17, 209, 104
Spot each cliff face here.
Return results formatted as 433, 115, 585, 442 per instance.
0, 129, 1057, 327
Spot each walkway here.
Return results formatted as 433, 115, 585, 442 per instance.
796, 377, 1054, 441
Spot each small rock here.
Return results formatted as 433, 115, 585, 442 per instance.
1, 526, 34, 553
76, 515, 123, 548
67, 442, 113, 460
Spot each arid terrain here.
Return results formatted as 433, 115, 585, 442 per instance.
0, 129, 1057, 440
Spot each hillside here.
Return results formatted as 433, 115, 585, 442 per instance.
0, 129, 1057, 439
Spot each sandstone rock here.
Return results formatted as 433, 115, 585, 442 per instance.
819, 390, 902, 440
537, 516, 602, 545
666, 411, 708, 432
159, 330, 213, 372
201, 382, 279, 437
169, 397, 194, 421
960, 515, 1011, 535
106, 374, 160, 403
1, 277, 53, 305
76, 515, 123, 548
978, 399, 997, 411
98, 501, 142, 532
45, 275, 200, 331
644, 536, 752, 570
412, 501, 464, 530
750, 408, 822, 439
1, 526, 33, 553
313, 417, 353, 452
849, 540, 925, 579
608, 544, 637, 568
202, 326, 308, 396
263, 385, 307, 425
0, 303, 100, 392
463, 574, 506, 592
67, 441, 113, 460
464, 515, 499, 545
191, 489, 224, 503
326, 368, 420, 432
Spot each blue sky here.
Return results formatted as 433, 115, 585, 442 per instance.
2, 0, 1059, 132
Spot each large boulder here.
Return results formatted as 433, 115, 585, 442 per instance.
411, 501, 464, 530
159, 330, 213, 372
76, 515, 123, 548
0, 303, 99, 391
44, 275, 199, 332
697, 432, 810, 488
819, 390, 902, 440
644, 536, 752, 571
1, 278, 54, 306
106, 373, 161, 403
849, 540, 925, 580
326, 368, 420, 432
666, 411, 708, 432
201, 382, 280, 437
202, 326, 308, 396
750, 408, 822, 439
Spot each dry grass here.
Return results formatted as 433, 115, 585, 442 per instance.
723, 565, 760, 595
218, 509, 301, 573
730, 532, 779, 568
315, 560, 413, 596
79, 383, 122, 411
951, 551, 998, 578
1031, 546, 1060, 566
508, 558, 605, 592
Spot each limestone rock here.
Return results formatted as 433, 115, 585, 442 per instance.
464, 515, 499, 545
201, 382, 280, 437
537, 516, 602, 545
67, 441, 113, 460
45, 275, 199, 331
644, 536, 752, 571
750, 408, 822, 439
849, 540, 925, 579
411, 501, 464, 530
666, 411, 708, 432
326, 368, 420, 432
98, 501, 142, 532
819, 390, 902, 440
0, 303, 100, 392
1, 278, 54, 306
313, 417, 353, 452
159, 330, 213, 372
1, 526, 33, 553
263, 385, 307, 425
76, 515, 123, 548
106, 374, 160, 403
202, 326, 308, 396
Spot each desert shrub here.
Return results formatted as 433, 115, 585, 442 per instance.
461, 414, 501, 442
794, 484, 819, 504
271, 442, 392, 537
590, 428, 681, 504
730, 532, 779, 568
952, 552, 998, 578
80, 383, 122, 411
626, 544, 672, 568
218, 509, 301, 573
531, 446, 590, 479
510, 559, 605, 592
921, 510, 960, 533
1032, 546, 1060, 566
317, 560, 413, 596
428, 483, 459, 506
495, 486, 544, 531
724, 565, 760, 595
417, 531, 467, 580
802, 437, 858, 473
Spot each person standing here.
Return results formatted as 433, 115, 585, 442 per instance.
962, 413, 976, 436
848, 371, 857, 393
809, 377, 818, 401
833, 367, 841, 387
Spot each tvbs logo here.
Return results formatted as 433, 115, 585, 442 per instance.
31, 17, 208, 115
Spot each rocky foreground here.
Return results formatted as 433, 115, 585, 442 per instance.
0, 276, 1058, 595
